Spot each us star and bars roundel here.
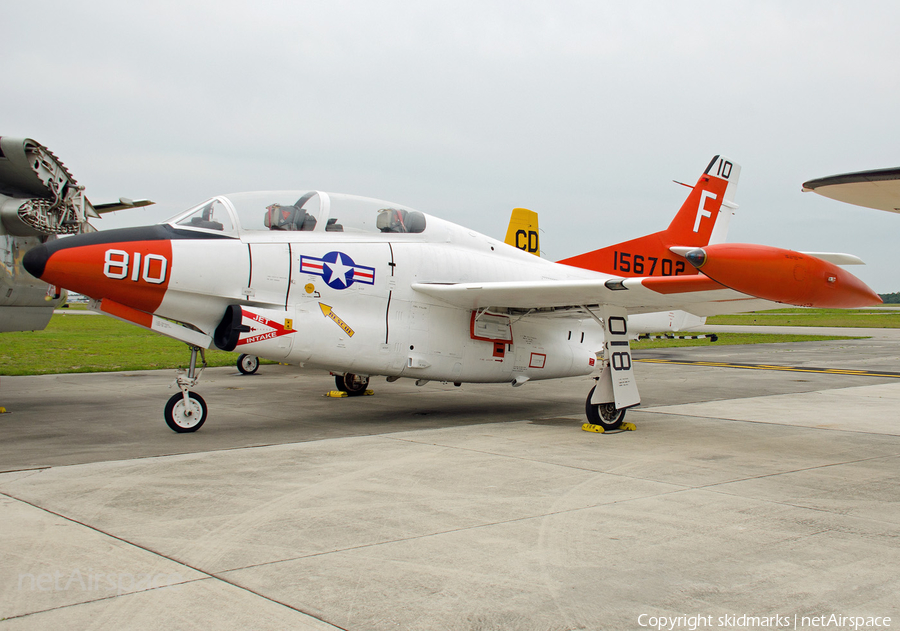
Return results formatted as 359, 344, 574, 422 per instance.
300, 251, 376, 290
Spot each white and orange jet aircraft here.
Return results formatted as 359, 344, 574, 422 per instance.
23, 155, 881, 433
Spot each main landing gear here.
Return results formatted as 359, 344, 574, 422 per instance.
334, 372, 370, 396
164, 345, 208, 433
584, 385, 626, 431
237, 354, 260, 375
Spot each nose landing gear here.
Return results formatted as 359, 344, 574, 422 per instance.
164, 345, 208, 433
164, 391, 208, 433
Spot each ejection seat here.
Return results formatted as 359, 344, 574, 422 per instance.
264, 204, 317, 231
376, 208, 426, 233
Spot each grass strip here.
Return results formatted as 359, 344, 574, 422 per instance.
0, 313, 267, 376
708, 308, 900, 328
1, 312, 862, 375
631, 332, 860, 349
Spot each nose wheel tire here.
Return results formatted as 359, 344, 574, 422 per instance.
585, 386, 625, 430
237, 354, 260, 375
335, 373, 370, 396
164, 392, 208, 433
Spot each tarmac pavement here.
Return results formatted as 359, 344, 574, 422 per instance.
1, 332, 898, 630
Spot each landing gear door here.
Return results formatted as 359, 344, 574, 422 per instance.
592, 308, 640, 409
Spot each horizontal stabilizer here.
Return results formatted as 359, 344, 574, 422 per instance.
671, 246, 864, 266
799, 252, 865, 266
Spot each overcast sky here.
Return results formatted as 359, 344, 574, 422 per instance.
5, 1, 900, 291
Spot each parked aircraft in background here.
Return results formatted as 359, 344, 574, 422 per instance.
0, 136, 152, 332
803, 166, 900, 213
23, 155, 880, 433
504, 207, 541, 256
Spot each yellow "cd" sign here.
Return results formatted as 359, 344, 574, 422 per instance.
304, 283, 315, 294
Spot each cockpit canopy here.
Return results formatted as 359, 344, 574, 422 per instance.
168, 191, 427, 237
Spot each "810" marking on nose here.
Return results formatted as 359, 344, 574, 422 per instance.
103, 249, 168, 284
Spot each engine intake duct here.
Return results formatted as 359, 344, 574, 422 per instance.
214, 305, 251, 351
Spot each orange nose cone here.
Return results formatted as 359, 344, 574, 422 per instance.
23, 227, 173, 314
695, 244, 882, 308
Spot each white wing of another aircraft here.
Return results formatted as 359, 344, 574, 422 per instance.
803, 167, 900, 213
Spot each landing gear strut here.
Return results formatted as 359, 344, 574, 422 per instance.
165, 345, 208, 433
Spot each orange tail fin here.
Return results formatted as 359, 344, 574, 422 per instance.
558, 156, 740, 277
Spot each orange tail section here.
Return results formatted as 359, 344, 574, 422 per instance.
558, 155, 740, 277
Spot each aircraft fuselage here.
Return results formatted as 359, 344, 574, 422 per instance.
27, 201, 613, 384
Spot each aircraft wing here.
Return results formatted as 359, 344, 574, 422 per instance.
802, 167, 900, 213
412, 276, 777, 317
413, 243, 880, 315
90, 198, 156, 214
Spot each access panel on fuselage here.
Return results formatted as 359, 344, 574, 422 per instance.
286, 241, 395, 374
247, 242, 291, 308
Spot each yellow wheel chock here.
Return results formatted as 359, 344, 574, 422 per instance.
582, 421, 636, 433
325, 390, 375, 398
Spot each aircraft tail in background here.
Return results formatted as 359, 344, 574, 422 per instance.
504, 207, 540, 256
